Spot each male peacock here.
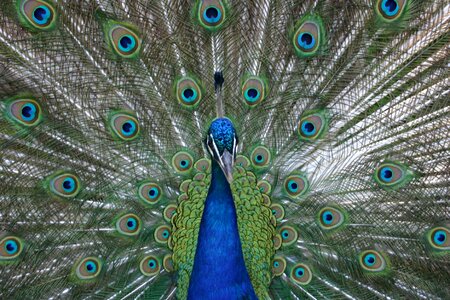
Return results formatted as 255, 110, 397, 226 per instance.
0, 0, 449, 299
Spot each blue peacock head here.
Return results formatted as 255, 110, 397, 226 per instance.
206, 118, 238, 182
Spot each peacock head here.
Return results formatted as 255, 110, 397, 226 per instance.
206, 118, 238, 183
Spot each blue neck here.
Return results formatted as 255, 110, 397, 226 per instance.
187, 160, 257, 300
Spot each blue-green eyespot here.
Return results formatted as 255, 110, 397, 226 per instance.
376, 0, 408, 21
290, 263, 312, 285
49, 172, 81, 198
138, 182, 162, 205
18, 0, 57, 31
196, 0, 227, 31
374, 161, 413, 190
292, 15, 325, 58
172, 151, 194, 174
75, 257, 102, 280
115, 213, 142, 237
140, 256, 160, 276
0, 236, 24, 260
359, 250, 388, 273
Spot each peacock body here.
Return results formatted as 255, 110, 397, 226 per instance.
0, 0, 449, 299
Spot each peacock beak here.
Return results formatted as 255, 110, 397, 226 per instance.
220, 149, 234, 183
206, 133, 237, 183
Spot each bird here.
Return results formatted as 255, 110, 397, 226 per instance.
0, 0, 449, 299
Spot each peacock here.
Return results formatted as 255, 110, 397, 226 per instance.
0, 0, 449, 299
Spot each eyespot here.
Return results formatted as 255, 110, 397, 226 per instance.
242, 76, 267, 106
75, 257, 102, 280
292, 16, 324, 58
115, 213, 141, 236
272, 256, 286, 277
374, 162, 412, 189
108, 25, 141, 58
172, 151, 194, 174
154, 225, 171, 244
235, 155, 251, 169
197, 0, 226, 30
7, 98, 42, 126
250, 146, 271, 169
49, 172, 81, 198
19, 0, 56, 30
140, 256, 160, 276
318, 207, 345, 230
297, 110, 328, 141
359, 250, 387, 272
270, 204, 285, 222
257, 180, 272, 195
284, 173, 309, 199
0, 236, 23, 260
163, 254, 174, 272
376, 0, 407, 21
279, 225, 298, 246
163, 204, 177, 222
273, 234, 282, 250
138, 182, 162, 205
194, 158, 211, 173
290, 263, 312, 285
176, 77, 202, 107
109, 112, 140, 141
427, 227, 450, 250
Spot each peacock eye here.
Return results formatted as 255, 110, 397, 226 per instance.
7, 99, 42, 126
297, 110, 328, 141
0, 236, 23, 260
108, 25, 141, 58
279, 225, 298, 246
257, 180, 272, 194
270, 204, 285, 222
242, 76, 266, 106
176, 77, 202, 107
75, 257, 102, 280
376, 0, 406, 21
235, 155, 251, 169
172, 151, 194, 174
427, 227, 450, 250
49, 172, 81, 198
116, 213, 141, 236
20, 0, 56, 30
154, 225, 171, 244
163, 204, 177, 222
374, 162, 412, 189
197, 0, 226, 30
194, 158, 211, 172
318, 207, 345, 230
273, 234, 282, 250
137, 182, 162, 205
359, 250, 387, 272
140, 256, 161, 276
290, 263, 312, 285
163, 254, 174, 272
109, 112, 140, 141
250, 146, 271, 168
272, 256, 286, 276
292, 16, 324, 58
284, 173, 309, 199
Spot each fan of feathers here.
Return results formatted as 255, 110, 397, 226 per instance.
0, 0, 449, 299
